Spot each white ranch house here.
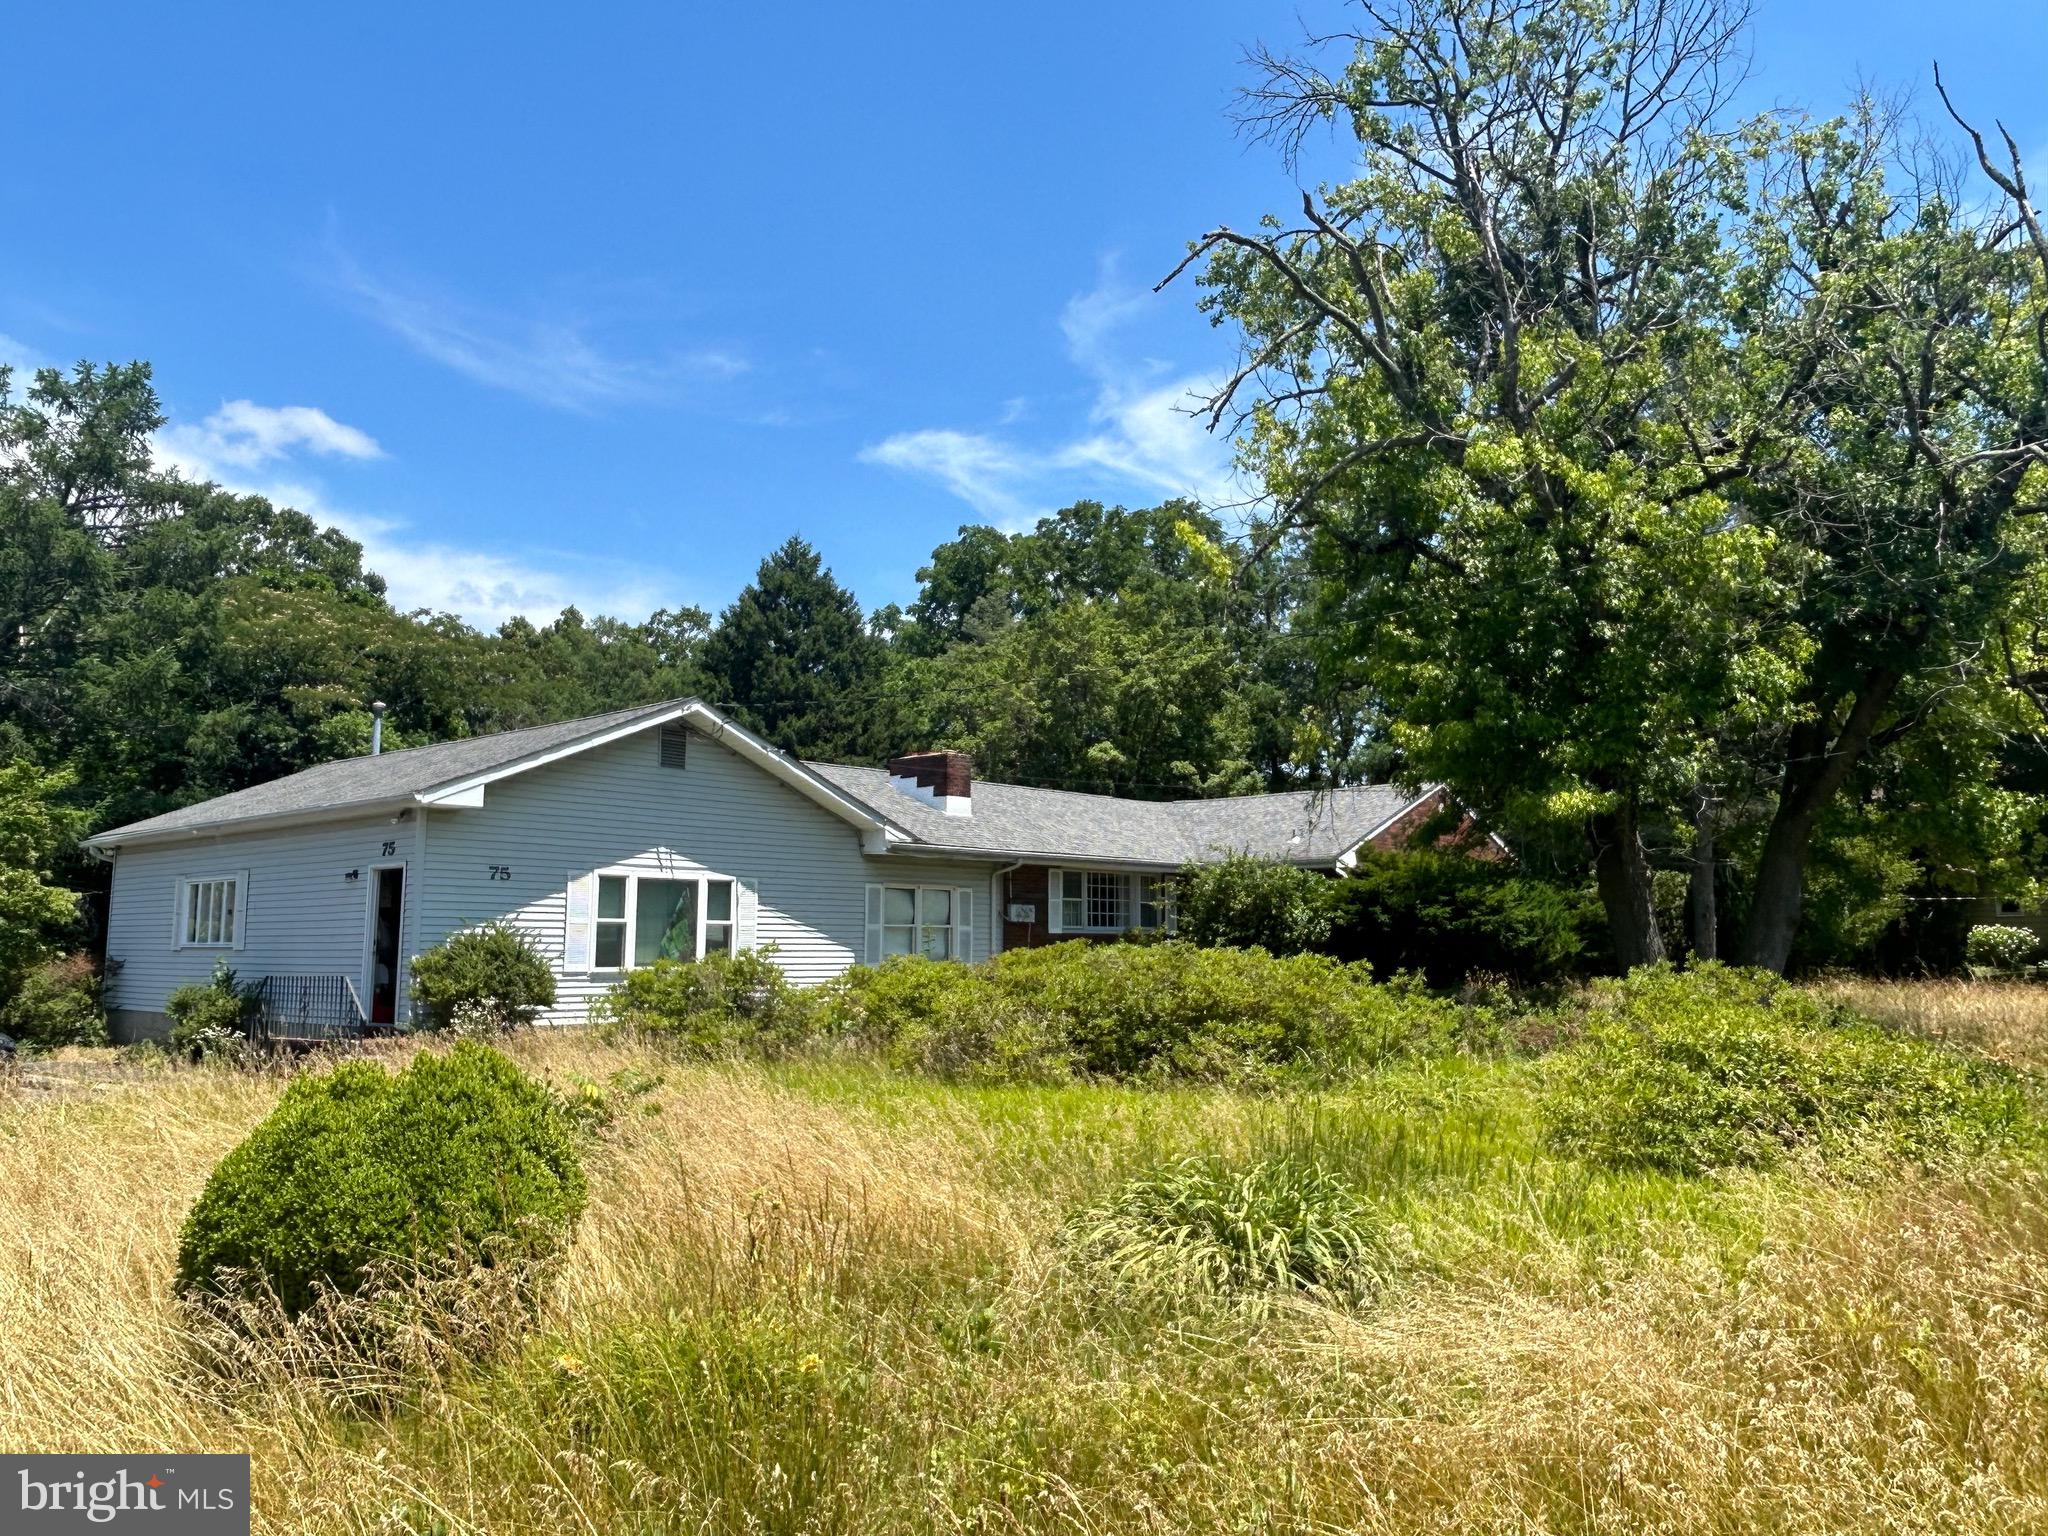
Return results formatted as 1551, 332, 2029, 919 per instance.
84, 699, 1460, 1041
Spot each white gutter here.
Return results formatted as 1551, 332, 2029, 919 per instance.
82, 796, 421, 852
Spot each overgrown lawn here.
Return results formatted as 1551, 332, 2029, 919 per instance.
3, 982, 2047, 1533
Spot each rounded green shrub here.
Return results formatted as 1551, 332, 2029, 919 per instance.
1174, 853, 1337, 955
410, 923, 556, 1033
1542, 964, 2035, 1174
0, 953, 105, 1049
165, 959, 255, 1060
176, 1042, 586, 1318
590, 947, 820, 1054
1324, 850, 1600, 986
1069, 1154, 1381, 1298
1966, 923, 2040, 976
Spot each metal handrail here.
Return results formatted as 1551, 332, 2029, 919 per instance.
250, 974, 371, 1045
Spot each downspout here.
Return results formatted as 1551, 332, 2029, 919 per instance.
990, 860, 1024, 957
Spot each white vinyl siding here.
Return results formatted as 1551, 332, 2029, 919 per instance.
414, 729, 991, 1021
103, 815, 419, 1030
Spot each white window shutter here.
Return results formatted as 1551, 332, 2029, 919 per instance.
1046, 868, 1064, 935
233, 870, 249, 950
563, 872, 594, 972
864, 883, 883, 966
736, 877, 760, 951
954, 887, 974, 963
171, 879, 186, 949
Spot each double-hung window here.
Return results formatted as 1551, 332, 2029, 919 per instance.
1049, 869, 1173, 935
1138, 875, 1173, 932
866, 885, 974, 964
589, 872, 737, 970
175, 873, 246, 949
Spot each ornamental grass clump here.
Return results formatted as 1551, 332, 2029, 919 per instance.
1543, 964, 2037, 1175
176, 1043, 586, 1324
1068, 1153, 1383, 1302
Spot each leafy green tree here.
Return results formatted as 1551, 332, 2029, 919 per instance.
899, 596, 1259, 797
0, 759, 86, 995
1179, 0, 2048, 971
703, 537, 890, 761
895, 500, 1365, 793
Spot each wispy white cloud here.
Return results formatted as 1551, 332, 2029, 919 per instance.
156, 399, 383, 473
329, 248, 746, 413
151, 397, 672, 628
858, 429, 1035, 524
858, 263, 1240, 529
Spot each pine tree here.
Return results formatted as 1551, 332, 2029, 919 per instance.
702, 537, 887, 762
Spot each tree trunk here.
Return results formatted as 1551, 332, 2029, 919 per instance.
1734, 670, 1903, 973
1591, 801, 1665, 970
1685, 804, 1717, 962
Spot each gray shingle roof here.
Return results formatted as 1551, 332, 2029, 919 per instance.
807, 763, 1425, 867
86, 700, 687, 845
86, 693, 1431, 867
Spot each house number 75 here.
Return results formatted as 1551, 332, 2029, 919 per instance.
488, 865, 513, 881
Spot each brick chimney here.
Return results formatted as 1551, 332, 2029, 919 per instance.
888, 750, 973, 817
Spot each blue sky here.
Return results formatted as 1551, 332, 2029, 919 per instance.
5, 2, 2045, 627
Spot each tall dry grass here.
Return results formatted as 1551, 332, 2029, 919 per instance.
1, 999, 2045, 1533
1815, 976, 2048, 1070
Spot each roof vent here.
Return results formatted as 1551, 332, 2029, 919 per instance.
887, 750, 972, 817
659, 722, 689, 769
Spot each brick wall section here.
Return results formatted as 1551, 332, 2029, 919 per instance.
1364, 788, 1506, 860
994, 789, 1501, 953
1001, 864, 1052, 950
997, 865, 1134, 950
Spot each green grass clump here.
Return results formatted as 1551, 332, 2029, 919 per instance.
176, 1042, 586, 1318
1068, 1152, 1383, 1299
1543, 964, 2037, 1175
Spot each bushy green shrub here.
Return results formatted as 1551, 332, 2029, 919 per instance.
589, 947, 819, 1054
1068, 1154, 1381, 1298
1174, 854, 1337, 955
0, 953, 105, 1049
834, 941, 1463, 1084
1542, 964, 2034, 1174
1326, 850, 1598, 986
1966, 923, 2040, 976
166, 959, 256, 1059
410, 923, 556, 1033
177, 1042, 586, 1319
